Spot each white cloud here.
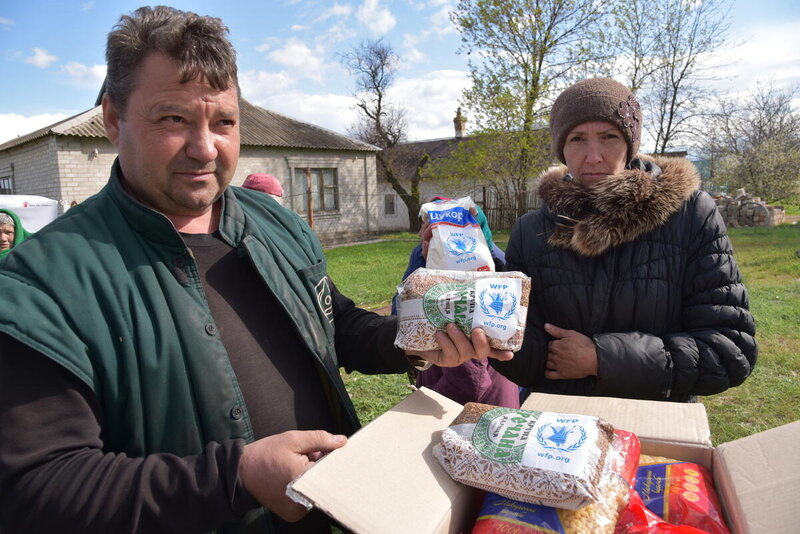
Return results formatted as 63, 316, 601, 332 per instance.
80, 2, 94, 11
290, 24, 309, 31
316, 20, 357, 47
268, 39, 326, 81
61, 62, 106, 89
357, 0, 396, 36
240, 68, 471, 141
705, 20, 800, 94
0, 17, 14, 27
317, 3, 352, 21
239, 69, 298, 95
245, 89, 358, 135
0, 112, 69, 145
25, 48, 58, 68
389, 69, 471, 140
403, 47, 426, 65
427, 3, 456, 37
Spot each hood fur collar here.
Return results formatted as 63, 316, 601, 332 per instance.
537, 156, 700, 256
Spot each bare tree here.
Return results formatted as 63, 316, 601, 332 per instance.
450, 0, 613, 215
644, 0, 733, 154
341, 39, 426, 232
611, 0, 663, 92
703, 82, 800, 202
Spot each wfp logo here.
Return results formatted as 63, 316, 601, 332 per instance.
536, 423, 587, 452
445, 235, 477, 256
315, 276, 334, 324
478, 289, 517, 319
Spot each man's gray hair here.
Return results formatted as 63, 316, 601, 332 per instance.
104, 6, 239, 115
0, 213, 13, 226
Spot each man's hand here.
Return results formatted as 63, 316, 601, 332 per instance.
544, 323, 598, 380
407, 323, 514, 367
239, 430, 347, 522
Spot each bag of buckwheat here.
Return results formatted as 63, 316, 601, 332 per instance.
394, 268, 530, 352
420, 196, 494, 272
470, 429, 640, 533
433, 402, 616, 510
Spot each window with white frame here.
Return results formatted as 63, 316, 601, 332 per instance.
292, 168, 339, 214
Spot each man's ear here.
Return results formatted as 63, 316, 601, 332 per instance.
102, 94, 121, 147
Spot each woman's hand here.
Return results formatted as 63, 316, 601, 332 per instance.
418, 220, 432, 259
543, 323, 598, 380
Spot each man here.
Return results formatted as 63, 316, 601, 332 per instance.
0, 7, 511, 533
242, 173, 284, 199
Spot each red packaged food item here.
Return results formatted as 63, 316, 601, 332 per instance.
625, 455, 730, 534
615, 490, 713, 534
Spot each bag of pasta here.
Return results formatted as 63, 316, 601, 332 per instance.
395, 268, 530, 352
615, 455, 730, 534
434, 402, 616, 510
471, 429, 641, 534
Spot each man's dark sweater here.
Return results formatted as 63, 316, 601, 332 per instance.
0, 231, 352, 533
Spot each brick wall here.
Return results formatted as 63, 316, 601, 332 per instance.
238, 146, 379, 244
0, 136, 60, 200
0, 135, 380, 242
55, 137, 118, 209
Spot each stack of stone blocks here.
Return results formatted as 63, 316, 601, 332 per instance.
714, 188, 786, 227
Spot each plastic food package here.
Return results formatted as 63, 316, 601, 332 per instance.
615, 455, 731, 534
420, 197, 494, 272
614, 490, 712, 534
394, 268, 530, 351
434, 402, 616, 510
471, 430, 641, 534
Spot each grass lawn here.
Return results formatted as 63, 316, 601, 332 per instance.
325, 225, 800, 444
776, 195, 800, 215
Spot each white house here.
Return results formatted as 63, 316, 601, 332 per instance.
0, 99, 381, 244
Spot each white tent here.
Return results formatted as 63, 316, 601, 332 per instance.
0, 195, 59, 232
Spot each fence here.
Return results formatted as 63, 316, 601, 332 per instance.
279, 187, 542, 245
474, 188, 541, 231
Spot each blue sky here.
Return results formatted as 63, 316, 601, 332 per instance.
0, 0, 798, 146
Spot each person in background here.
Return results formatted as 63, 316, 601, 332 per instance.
0, 7, 512, 534
242, 173, 284, 199
0, 209, 30, 259
491, 77, 757, 402
394, 197, 520, 408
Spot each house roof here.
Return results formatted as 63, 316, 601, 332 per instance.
377, 136, 469, 181
0, 98, 377, 153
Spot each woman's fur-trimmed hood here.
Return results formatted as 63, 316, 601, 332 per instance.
537, 156, 700, 256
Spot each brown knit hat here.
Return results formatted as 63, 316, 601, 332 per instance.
550, 77, 641, 164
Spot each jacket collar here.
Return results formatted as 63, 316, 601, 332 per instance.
106, 158, 244, 248
537, 155, 700, 256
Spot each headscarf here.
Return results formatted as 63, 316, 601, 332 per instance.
0, 208, 31, 259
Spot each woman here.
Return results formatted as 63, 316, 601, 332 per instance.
0, 209, 30, 259
493, 77, 757, 402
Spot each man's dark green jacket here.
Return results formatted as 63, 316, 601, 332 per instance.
0, 161, 408, 531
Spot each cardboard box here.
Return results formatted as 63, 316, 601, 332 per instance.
289, 388, 800, 534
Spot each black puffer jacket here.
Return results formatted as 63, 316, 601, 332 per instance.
493, 157, 757, 401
